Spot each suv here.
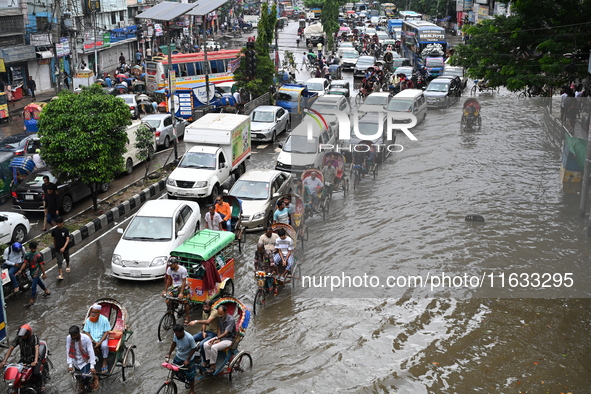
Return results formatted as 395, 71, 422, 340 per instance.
354, 56, 376, 78
310, 95, 351, 115
441, 66, 468, 90
424, 77, 462, 108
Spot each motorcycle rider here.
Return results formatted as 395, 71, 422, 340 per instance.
0, 324, 46, 391
2, 242, 25, 293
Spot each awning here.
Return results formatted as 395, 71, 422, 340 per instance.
187, 0, 229, 16
136, 1, 197, 21
36, 51, 53, 59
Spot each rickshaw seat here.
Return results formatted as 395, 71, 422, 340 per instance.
107, 331, 123, 352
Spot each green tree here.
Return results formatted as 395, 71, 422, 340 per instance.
135, 123, 156, 183
452, 0, 591, 90
320, 0, 340, 51
38, 84, 131, 211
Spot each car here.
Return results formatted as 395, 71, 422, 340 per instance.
342, 112, 392, 164
117, 94, 140, 119
327, 80, 351, 97
393, 66, 414, 78
311, 94, 351, 115
12, 168, 110, 214
228, 169, 292, 230
111, 199, 201, 281
142, 114, 188, 150
442, 66, 468, 90
216, 81, 236, 98
354, 55, 376, 77
424, 77, 462, 108
376, 31, 390, 43
0, 134, 31, 154
365, 27, 376, 35
340, 50, 360, 70
250, 105, 290, 142
0, 211, 30, 243
5, 134, 40, 157
358, 92, 392, 113
305, 78, 331, 97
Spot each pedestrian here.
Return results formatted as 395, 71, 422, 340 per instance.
119, 52, 126, 66
145, 46, 152, 60
18, 241, 50, 307
104, 75, 112, 88
51, 217, 71, 280
135, 50, 142, 65
317, 41, 323, 56
32, 149, 44, 169
42, 184, 58, 231
27, 76, 36, 100
560, 89, 568, 123
63, 72, 70, 90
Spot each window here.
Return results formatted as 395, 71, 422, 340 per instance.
339, 101, 347, 111
186, 63, 196, 76
163, 117, 172, 127
219, 152, 226, 168
36, 17, 50, 32
175, 212, 186, 233
111, 12, 117, 25
120, 11, 125, 22
180, 205, 193, 223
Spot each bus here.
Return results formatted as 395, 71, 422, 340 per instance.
382, 3, 397, 17
388, 19, 403, 39
399, 10, 423, 20
401, 20, 446, 65
144, 49, 241, 93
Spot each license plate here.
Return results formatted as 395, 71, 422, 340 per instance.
25, 195, 34, 200
130, 271, 141, 277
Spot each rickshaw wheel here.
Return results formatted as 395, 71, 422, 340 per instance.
221, 279, 235, 297
228, 351, 253, 381
253, 288, 266, 315
121, 346, 136, 381
156, 382, 178, 394
373, 165, 378, 180
158, 313, 176, 342
292, 263, 302, 289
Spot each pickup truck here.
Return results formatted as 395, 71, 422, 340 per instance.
276, 84, 319, 116
166, 113, 250, 202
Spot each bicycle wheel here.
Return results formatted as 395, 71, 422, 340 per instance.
121, 346, 136, 381
373, 164, 378, 180
322, 197, 329, 220
228, 351, 253, 381
292, 263, 302, 289
156, 382, 178, 394
355, 92, 363, 106
310, 70, 316, 78
470, 85, 477, 96
157, 312, 176, 342
353, 172, 360, 190
343, 178, 348, 198
517, 92, 526, 99
253, 288, 266, 315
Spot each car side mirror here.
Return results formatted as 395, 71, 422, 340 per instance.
273, 192, 280, 198
177, 229, 186, 238
223, 189, 229, 195
117, 228, 124, 234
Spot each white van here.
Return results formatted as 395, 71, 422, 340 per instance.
385, 89, 428, 125
122, 120, 156, 175
275, 117, 336, 174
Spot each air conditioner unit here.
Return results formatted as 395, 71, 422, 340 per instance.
118, 21, 126, 28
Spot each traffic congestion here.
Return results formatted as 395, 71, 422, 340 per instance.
0, 0, 590, 393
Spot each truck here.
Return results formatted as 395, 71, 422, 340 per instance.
276, 84, 319, 116
304, 23, 325, 46
166, 113, 251, 202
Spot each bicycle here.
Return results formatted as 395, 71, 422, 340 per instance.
355, 88, 369, 106
318, 187, 330, 220
157, 295, 184, 342
70, 370, 98, 393
351, 164, 363, 190
157, 361, 189, 393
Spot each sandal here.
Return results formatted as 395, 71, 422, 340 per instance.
183, 318, 190, 326
25, 301, 34, 307
42, 292, 51, 298
66, 267, 70, 273
205, 367, 215, 374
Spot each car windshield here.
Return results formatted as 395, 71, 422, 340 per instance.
252, 111, 275, 122
377, 33, 388, 38
230, 180, 270, 200
307, 82, 324, 91
144, 119, 162, 129
357, 59, 374, 67
123, 216, 172, 241
347, 122, 381, 144
277, 91, 299, 102
312, 102, 339, 110
283, 135, 318, 153
342, 52, 359, 59
427, 83, 449, 92
364, 96, 389, 106
22, 172, 57, 188
386, 100, 413, 112
443, 70, 461, 77
340, 42, 353, 47
332, 81, 347, 88
122, 97, 134, 104
219, 85, 233, 93
0, 136, 26, 151
178, 152, 216, 169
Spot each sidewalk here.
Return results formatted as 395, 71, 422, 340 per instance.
8, 88, 60, 116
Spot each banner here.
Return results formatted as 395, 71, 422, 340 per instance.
227, 57, 240, 73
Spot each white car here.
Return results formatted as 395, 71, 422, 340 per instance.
358, 92, 392, 113
117, 94, 139, 119
228, 169, 292, 230
340, 50, 360, 70
0, 212, 30, 244
111, 200, 200, 281
216, 81, 236, 98
250, 106, 290, 142
305, 78, 330, 97
142, 114, 188, 150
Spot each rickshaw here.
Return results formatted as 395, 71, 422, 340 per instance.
222, 195, 246, 252
157, 230, 236, 341
351, 140, 378, 190
301, 169, 330, 220
322, 151, 348, 198
132, 80, 147, 94
0, 92, 9, 122
328, 64, 342, 80
137, 94, 155, 115
72, 298, 136, 392
460, 98, 482, 131
292, 194, 309, 250
253, 223, 302, 315
158, 297, 252, 389
23, 102, 47, 132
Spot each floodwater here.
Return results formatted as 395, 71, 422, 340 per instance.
2, 22, 591, 394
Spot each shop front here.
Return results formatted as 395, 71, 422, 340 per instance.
0, 45, 37, 100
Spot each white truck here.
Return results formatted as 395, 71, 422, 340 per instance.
166, 113, 251, 202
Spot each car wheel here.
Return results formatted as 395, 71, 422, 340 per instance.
61, 195, 73, 214
125, 158, 133, 175
209, 184, 220, 204
99, 183, 109, 193
445, 97, 450, 109
271, 131, 277, 142
11, 224, 27, 244
163, 136, 170, 149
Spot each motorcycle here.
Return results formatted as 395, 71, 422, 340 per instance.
3, 341, 51, 394
1, 267, 32, 297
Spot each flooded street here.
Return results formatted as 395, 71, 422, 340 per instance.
3, 22, 590, 394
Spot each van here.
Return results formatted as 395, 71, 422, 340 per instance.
385, 89, 427, 125
275, 116, 336, 174
122, 120, 156, 175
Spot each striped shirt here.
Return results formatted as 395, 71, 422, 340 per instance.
275, 236, 294, 256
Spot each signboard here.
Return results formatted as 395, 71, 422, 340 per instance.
419, 30, 446, 42
83, 0, 101, 14
0, 59, 5, 73
154, 24, 164, 37
193, 83, 215, 105
30, 33, 52, 46
177, 92, 192, 117
0, 0, 18, 9
169, 70, 176, 94
1, 46, 36, 63
56, 38, 71, 57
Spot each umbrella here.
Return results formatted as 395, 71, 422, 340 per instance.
346, 10, 356, 14
339, 27, 351, 31
115, 74, 126, 81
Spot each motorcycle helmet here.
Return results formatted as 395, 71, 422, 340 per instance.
17, 324, 32, 339
11, 242, 22, 252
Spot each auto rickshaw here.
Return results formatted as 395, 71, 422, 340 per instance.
0, 92, 8, 122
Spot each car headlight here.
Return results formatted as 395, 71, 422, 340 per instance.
194, 181, 207, 188
252, 211, 266, 220
437, 97, 445, 101
166, 177, 175, 186
150, 256, 168, 267
112, 254, 122, 266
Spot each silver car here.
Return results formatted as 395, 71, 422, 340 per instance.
142, 114, 188, 150
117, 94, 139, 119
250, 106, 290, 142
228, 169, 292, 230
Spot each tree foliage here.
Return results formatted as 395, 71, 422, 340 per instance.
320, 0, 340, 51
38, 84, 131, 210
452, 0, 591, 90
135, 123, 155, 183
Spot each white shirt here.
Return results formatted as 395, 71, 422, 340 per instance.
33, 153, 44, 168
166, 265, 188, 287
233, 91, 241, 104
205, 211, 222, 230
66, 333, 96, 370
303, 176, 324, 191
